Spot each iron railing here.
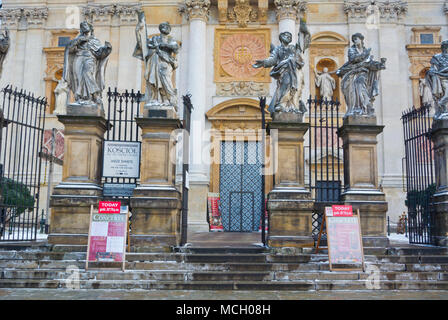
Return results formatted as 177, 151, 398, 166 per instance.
0, 86, 47, 241
402, 103, 435, 245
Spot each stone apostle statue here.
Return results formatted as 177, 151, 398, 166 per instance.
419, 78, 434, 108
336, 33, 386, 117
253, 19, 311, 114
314, 67, 336, 101
0, 28, 10, 80
54, 79, 69, 115
133, 12, 180, 110
425, 40, 448, 119
62, 21, 112, 109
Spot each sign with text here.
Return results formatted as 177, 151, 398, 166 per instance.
331, 205, 353, 217
326, 214, 364, 270
86, 203, 129, 271
102, 141, 141, 178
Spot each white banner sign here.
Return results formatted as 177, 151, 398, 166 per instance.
102, 141, 141, 178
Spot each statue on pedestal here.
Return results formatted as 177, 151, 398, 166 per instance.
426, 40, 448, 119
63, 21, 112, 110
419, 78, 434, 108
336, 33, 386, 117
0, 28, 10, 80
314, 67, 336, 101
54, 79, 69, 115
253, 19, 310, 115
133, 12, 180, 111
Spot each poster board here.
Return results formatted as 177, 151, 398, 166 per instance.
327, 207, 365, 271
316, 205, 365, 271
86, 201, 129, 271
207, 193, 224, 232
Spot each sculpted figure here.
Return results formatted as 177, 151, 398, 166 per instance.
419, 78, 434, 108
63, 21, 112, 108
54, 79, 69, 115
0, 28, 10, 79
426, 40, 448, 119
314, 67, 336, 101
336, 33, 386, 117
253, 20, 310, 114
133, 12, 180, 109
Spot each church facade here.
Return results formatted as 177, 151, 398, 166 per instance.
0, 0, 445, 234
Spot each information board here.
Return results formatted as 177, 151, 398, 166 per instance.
326, 208, 365, 271
86, 202, 129, 271
102, 141, 141, 178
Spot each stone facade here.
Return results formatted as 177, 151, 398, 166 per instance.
2, 0, 448, 238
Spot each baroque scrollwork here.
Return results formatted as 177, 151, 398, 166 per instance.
274, 0, 307, 21
82, 3, 142, 25
0, 7, 48, 28
216, 82, 269, 97
344, 0, 407, 23
227, 0, 258, 28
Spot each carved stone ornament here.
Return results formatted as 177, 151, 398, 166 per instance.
343, 0, 408, 23
274, 0, 307, 21
216, 82, 269, 96
181, 0, 211, 21
227, 0, 258, 28
0, 7, 48, 29
82, 3, 142, 25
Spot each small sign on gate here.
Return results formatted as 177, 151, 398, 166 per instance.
102, 141, 141, 179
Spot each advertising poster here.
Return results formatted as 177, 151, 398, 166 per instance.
86, 202, 129, 270
207, 193, 224, 232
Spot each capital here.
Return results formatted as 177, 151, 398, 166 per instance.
183, 0, 211, 22
274, 0, 307, 21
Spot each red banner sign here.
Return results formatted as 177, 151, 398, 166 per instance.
331, 205, 353, 217
98, 201, 121, 214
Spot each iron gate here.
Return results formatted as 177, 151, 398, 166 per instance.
0, 86, 47, 241
103, 88, 143, 199
306, 97, 344, 241
402, 104, 435, 245
219, 141, 263, 232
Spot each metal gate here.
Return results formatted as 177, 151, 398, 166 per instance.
220, 141, 263, 232
306, 97, 344, 241
402, 104, 435, 245
0, 86, 47, 241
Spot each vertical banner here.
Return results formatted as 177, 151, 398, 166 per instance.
86, 202, 129, 271
208, 193, 224, 232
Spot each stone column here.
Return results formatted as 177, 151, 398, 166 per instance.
267, 115, 313, 248
337, 116, 388, 247
183, 0, 210, 232
130, 117, 182, 252
274, 0, 306, 43
49, 112, 108, 245
431, 119, 448, 246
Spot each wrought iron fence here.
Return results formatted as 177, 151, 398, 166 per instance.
402, 103, 435, 245
305, 97, 343, 241
0, 86, 47, 241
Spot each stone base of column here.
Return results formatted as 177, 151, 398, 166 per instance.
48, 183, 102, 245
342, 189, 389, 247
267, 188, 314, 248
188, 182, 210, 232
433, 190, 448, 246
130, 186, 182, 252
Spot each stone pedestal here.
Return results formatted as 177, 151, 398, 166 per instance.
338, 116, 389, 247
49, 113, 108, 245
130, 117, 182, 252
267, 119, 314, 248
431, 119, 448, 246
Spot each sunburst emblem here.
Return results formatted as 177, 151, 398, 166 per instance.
220, 33, 266, 78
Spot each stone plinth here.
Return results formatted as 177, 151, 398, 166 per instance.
49, 113, 108, 245
431, 119, 448, 246
338, 115, 389, 247
267, 119, 314, 248
130, 117, 182, 252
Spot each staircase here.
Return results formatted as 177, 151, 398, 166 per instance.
1, 243, 448, 291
